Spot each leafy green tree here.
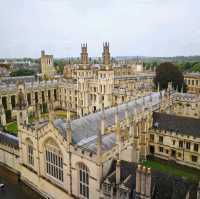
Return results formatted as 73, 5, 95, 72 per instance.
10, 68, 36, 76
154, 62, 186, 92
192, 63, 200, 72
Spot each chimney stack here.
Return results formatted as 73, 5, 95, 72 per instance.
136, 165, 152, 198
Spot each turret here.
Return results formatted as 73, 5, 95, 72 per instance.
15, 81, 28, 126
102, 42, 112, 70
80, 43, 88, 66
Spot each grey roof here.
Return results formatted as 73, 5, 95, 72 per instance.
53, 92, 161, 151
0, 131, 19, 148
153, 112, 200, 137
0, 76, 35, 85
104, 159, 198, 199
77, 133, 116, 152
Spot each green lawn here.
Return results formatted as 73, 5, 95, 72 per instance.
143, 159, 200, 182
5, 121, 18, 135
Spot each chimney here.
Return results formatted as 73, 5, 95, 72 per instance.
116, 159, 121, 185
141, 166, 146, 197
145, 168, 151, 199
136, 165, 142, 194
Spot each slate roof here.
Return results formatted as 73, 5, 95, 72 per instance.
0, 131, 19, 149
0, 76, 35, 85
103, 159, 198, 199
153, 112, 200, 137
53, 92, 161, 151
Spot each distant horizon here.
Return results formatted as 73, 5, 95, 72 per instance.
1, 0, 200, 58
1, 54, 200, 60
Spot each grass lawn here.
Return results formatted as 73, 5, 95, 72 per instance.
143, 159, 200, 182
40, 111, 76, 119
5, 121, 18, 135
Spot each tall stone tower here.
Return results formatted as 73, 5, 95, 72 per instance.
102, 42, 110, 65
15, 81, 28, 127
80, 43, 88, 65
41, 50, 55, 80
102, 42, 112, 70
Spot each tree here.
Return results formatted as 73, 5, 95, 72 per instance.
10, 68, 35, 76
154, 62, 186, 92
192, 63, 200, 72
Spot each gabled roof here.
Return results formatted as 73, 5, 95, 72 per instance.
102, 159, 198, 199
0, 131, 19, 149
53, 92, 161, 151
153, 112, 200, 137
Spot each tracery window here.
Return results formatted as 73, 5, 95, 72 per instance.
27, 142, 34, 166
79, 163, 89, 199
45, 142, 63, 182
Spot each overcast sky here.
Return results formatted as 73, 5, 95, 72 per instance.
0, 0, 200, 58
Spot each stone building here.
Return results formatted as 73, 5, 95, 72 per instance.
0, 43, 154, 125
0, 83, 200, 198
41, 50, 56, 79
184, 73, 200, 94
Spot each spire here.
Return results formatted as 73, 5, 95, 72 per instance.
96, 129, 102, 162
101, 104, 106, 135
115, 106, 121, 144
125, 102, 129, 127
66, 118, 72, 145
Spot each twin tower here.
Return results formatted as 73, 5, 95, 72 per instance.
80, 42, 110, 66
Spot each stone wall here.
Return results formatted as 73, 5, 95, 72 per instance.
0, 142, 19, 172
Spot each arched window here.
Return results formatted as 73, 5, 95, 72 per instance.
26, 139, 34, 166
79, 163, 89, 199
45, 140, 63, 182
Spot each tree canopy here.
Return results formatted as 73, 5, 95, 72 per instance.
154, 62, 186, 92
10, 68, 36, 77
192, 63, 200, 72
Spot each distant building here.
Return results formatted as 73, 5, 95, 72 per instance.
0, 82, 200, 198
40, 50, 56, 79
184, 73, 200, 94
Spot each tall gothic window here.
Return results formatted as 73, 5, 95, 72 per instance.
27, 142, 34, 166
45, 142, 63, 182
79, 163, 89, 199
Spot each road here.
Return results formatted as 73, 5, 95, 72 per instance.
0, 165, 44, 199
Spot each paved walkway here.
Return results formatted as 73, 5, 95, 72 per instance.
0, 165, 43, 199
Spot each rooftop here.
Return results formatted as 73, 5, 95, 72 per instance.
153, 112, 200, 137
53, 92, 161, 152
